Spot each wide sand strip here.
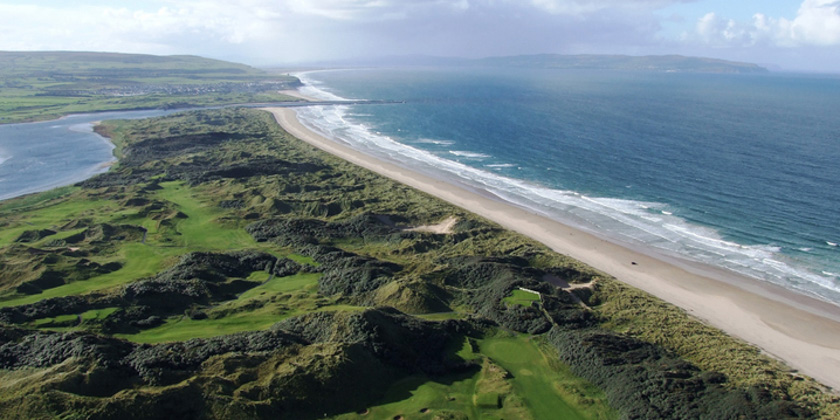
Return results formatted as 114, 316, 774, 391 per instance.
264, 107, 840, 390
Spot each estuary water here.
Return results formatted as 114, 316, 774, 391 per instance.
0, 109, 180, 201
293, 68, 840, 305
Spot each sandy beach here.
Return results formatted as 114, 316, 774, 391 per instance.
264, 106, 840, 390
279, 89, 321, 102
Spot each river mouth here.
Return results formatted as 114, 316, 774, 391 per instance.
0, 109, 184, 202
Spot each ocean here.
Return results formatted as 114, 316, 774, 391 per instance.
293, 67, 840, 305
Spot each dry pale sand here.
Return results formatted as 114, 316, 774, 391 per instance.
407, 216, 459, 234
264, 107, 840, 390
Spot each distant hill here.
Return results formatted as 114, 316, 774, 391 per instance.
308, 53, 767, 73
0, 51, 265, 79
474, 54, 768, 73
0, 51, 301, 124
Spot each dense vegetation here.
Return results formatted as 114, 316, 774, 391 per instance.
0, 108, 837, 419
0, 51, 302, 124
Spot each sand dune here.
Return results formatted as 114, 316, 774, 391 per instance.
264, 106, 840, 390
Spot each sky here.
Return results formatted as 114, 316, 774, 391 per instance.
1, 1, 839, 72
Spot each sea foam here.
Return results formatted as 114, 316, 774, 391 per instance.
449, 151, 491, 159
294, 73, 840, 304
416, 138, 455, 146
295, 72, 358, 102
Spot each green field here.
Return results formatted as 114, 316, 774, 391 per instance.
0, 181, 284, 308
331, 334, 616, 420
32, 307, 119, 329
481, 335, 615, 420
503, 289, 540, 307
120, 272, 356, 344
0, 51, 301, 124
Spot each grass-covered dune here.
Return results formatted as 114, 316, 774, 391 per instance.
0, 51, 302, 124
0, 108, 837, 419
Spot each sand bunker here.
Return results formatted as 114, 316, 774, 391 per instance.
406, 216, 458, 234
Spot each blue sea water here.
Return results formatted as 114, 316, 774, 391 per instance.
294, 68, 840, 305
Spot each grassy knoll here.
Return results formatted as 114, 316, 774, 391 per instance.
1, 108, 836, 419
0, 51, 302, 124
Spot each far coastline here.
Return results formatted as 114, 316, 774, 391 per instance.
264, 104, 840, 391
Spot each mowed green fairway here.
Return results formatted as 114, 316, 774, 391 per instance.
120, 271, 364, 344
0, 243, 175, 307
481, 335, 616, 420
121, 273, 321, 343
503, 289, 541, 307
330, 334, 615, 420
0, 193, 111, 246
335, 373, 487, 420
149, 181, 260, 249
330, 336, 509, 420
31, 307, 119, 329
118, 306, 292, 344
0, 181, 279, 308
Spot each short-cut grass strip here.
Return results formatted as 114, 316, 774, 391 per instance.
121, 304, 366, 344
120, 269, 364, 344
480, 334, 616, 420
238, 273, 320, 300
32, 307, 118, 328
0, 197, 112, 245
0, 243, 174, 308
119, 310, 291, 344
329, 333, 615, 420
152, 181, 260, 250
0, 181, 289, 307
502, 289, 540, 307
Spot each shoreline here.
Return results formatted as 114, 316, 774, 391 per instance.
279, 89, 321, 102
264, 106, 840, 390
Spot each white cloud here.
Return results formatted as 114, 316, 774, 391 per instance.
0, 0, 666, 62
527, 0, 688, 16
693, 12, 753, 46
789, 0, 840, 45
0, 1, 288, 56
691, 0, 840, 47
285, 0, 470, 21
0, 0, 838, 70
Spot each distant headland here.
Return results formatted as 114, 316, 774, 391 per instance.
329, 53, 768, 74
473, 54, 768, 73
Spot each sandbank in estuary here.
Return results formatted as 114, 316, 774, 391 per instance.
264, 106, 840, 391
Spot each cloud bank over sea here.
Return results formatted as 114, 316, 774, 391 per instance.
1, 0, 839, 71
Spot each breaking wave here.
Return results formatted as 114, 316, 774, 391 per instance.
292, 73, 840, 304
